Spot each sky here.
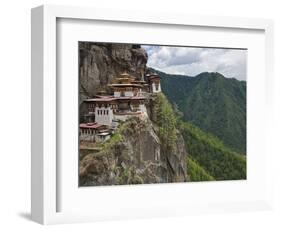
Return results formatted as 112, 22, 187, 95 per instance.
142, 45, 247, 81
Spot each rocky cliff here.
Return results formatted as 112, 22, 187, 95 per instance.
79, 42, 147, 101
79, 43, 188, 185
80, 116, 187, 186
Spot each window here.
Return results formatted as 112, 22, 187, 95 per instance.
155, 83, 159, 91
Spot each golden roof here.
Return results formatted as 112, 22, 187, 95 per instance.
119, 72, 131, 78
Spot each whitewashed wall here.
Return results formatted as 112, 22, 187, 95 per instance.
95, 106, 113, 125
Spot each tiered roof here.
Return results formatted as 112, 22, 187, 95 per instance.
84, 96, 146, 103
85, 97, 116, 102
79, 122, 105, 129
109, 72, 143, 88
84, 72, 148, 104
146, 73, 160, 80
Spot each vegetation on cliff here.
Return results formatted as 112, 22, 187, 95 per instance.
80, 117, 162, 186
151, 93, 187, 182
152, 93, 177, 152
80, 92, 189, 186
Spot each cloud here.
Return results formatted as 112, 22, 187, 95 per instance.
142, 45, 247, 81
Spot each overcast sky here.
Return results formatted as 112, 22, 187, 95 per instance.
142, 45, 247, 81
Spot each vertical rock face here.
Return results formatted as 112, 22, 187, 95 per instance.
168, 130, 187, 182
79, 42, 148, 102
80, 117, 187, 186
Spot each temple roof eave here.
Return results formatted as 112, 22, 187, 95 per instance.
108, 83, 143, 88
84, 96, 146, 103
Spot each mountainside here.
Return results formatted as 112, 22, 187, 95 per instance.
180, 121, 246, 180
187, 156, 215, 181
153, 69, 246, 154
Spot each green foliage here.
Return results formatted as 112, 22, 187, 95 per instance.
101, 132, 123, 153
152, 68, 247, 154
115, 166, 144, 185
180, 122, 246, 180
153, 93, 177, 152
187, 157, 215, 181
101, 118, 138, 152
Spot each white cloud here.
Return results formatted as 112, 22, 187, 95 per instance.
142, 45, 247, 81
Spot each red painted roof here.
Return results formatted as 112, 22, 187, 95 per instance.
109, 83, 143, 87
95, 95, 113, 98
148, 75, 160, 80
79, 123, 104, 129
85, 96, 145, 103
85, 97, 117, 102
116, 96, 146, 100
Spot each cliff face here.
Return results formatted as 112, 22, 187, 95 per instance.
79, 42, 147, 101
79, 43, 188, 185
80, 116, 187, 186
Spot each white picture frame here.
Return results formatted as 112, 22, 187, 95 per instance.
31, 5, 274, 225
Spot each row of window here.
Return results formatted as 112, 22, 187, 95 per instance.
97, 109, 109, 115
88, 104, 118, 109
80, 129, 96, 135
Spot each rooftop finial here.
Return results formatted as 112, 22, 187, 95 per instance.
120, 71, 130, 78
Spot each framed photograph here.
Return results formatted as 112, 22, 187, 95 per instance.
31, 5, 274, 225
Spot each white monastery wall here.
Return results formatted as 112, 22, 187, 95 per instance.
95, 106, 113, 126
113, 114, 130, 121
124, 91, 134, 97
114, 91, 121, 97
152, 82, 161, 93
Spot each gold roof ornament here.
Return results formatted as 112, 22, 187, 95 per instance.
119, 71, 131, 78
115, 71, 134, 84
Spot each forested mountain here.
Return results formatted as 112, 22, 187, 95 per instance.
180, 121, 246, 180
151, 68, 246, 154
152, 93, 246, 181
151, 93, 246, 181
187, 156, 215, 181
